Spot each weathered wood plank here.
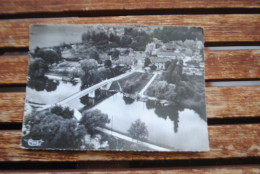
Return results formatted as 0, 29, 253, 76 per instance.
1, 50, 259, 84
0, 92, 25, 123
0, 124, 259, 161
0, 86, 259, 123
0, 166, 260, 174
0, 15, 260, 48
0, 0, 259, 15
206, 86, 260, 118
205, 49, 260, 80
0, 55, 28, 84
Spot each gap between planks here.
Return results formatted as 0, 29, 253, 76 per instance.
0, 0, 259, 14
0, 124, 259, 161
0, 166, 260, 174
0, 86, 259, 123
0, 49, 259, 84
0, 15, 260, 48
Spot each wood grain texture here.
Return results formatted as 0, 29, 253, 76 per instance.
0, 55, 28, 84
0, 0, 259, 14
0, 86, 259, 123
0, 124, 259, 161
0, 167, 260, 174
1, 50, 259, 84
205, 49, 260, 80
0, 15, 260, 48
0, 92, 25, 123
206, 86, 260, 118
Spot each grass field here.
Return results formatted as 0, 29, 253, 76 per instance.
110, 72, 153, 95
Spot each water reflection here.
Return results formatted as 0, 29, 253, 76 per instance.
123, 96, 135, 105
77, 92, 207, 134
146, 99, 206, 133
89, 92, 209, 150
26, 79, 81, 105
27, 77, 59, 92
78, 90, 116, 111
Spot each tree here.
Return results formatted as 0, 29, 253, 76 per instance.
82, 31, 109, 48
34, 49, 61, 64
153, 26, 189, 43
143, 58, 151, 67
123, 81, 136, 94
108, 49, 120, 60
128, 119, 149, 141
120, 35, 132, 47
163, 59, 177, 83
80, 59, 99, 89
89, 50, 100, 62
150, 64, 157, 71
27, 77, 59, 92
50, 105, 74, 119
28, 58, 48, 78
80, 109, 110, 136
171, 60, 183, 84
104, 59, 112, 68
109, 33, 120, 44
80, 59, 98, 72
146, 80, 169, 99
82, 31, 93, 42
25, 111, 86, 149
80, 94, 89, 105
165, 61, 171, 70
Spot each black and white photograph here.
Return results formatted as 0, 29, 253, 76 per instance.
21, 25, 209, 151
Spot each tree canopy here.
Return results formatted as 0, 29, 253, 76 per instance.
128, 119, 149, 141
26, 111, 86, 149
80, 109, 110, 136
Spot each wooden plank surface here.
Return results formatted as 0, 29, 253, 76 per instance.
205, 49, 260, 80
1, 49, 259, 84
206, 86, 260, 118
0, 15, 260, 48
0, 92, 25, 123
0, 55, 28, 84
0, 86, 259, 123
0, 124, 259, 161
1, 166, 260, 174
0, 0, 259, 14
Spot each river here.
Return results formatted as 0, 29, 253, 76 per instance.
26, 79, 209, 151
84, 92, 209, 151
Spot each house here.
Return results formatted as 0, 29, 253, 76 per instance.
149, 56, 171, 70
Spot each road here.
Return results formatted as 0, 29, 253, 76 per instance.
96, 127, 171, 151
138, 73, 158, 96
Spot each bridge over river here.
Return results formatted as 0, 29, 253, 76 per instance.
37, 71, 135, 111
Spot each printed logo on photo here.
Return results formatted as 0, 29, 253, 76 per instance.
27, 138, 44, 147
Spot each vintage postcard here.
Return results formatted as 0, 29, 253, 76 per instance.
21, 25, 209, 151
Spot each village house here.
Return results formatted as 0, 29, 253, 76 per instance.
149, 56, 171, 70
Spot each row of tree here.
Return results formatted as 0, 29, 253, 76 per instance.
23, 106, 111, 149
81, 28, 152, 51
146, 58, 207, 121
81, 26, 203, 53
